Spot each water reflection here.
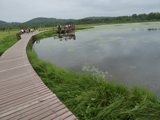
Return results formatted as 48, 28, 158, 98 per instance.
54, 32, 76, 41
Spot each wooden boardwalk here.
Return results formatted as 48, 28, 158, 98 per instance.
0, 32, 77, 120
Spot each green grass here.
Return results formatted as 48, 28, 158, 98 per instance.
27, 39, 160, 120
0, 34, 17, 56
0, 29, 20, 36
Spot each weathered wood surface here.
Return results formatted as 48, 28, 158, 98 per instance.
0, 32, 77, 120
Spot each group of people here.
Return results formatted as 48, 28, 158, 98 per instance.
21, 28, 33, 34
57, 24, 75, 31
21, 27, 39, 34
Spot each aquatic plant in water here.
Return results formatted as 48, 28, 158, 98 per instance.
88, 43, 95, 45
67, 48, 75, 52
82, 66, 112, 79
142, 41, 149, 42
43, 41, 52, 45
99, 44, 107, 46
130, 66, 136, 68
108, 37, 124, 41
38, 45, 58, 49
95, 50, 100, 52
154, 55, 158, 58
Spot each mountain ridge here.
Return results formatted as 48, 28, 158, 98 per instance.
0, 12, 160, 28
0, 16, 109, 27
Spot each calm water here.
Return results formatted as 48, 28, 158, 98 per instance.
33, 22, 160, 94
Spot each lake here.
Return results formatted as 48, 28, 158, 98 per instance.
33, 22, 160, 94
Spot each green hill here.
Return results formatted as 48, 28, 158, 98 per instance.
0, 12, 160, 29
0, 20, 20, 27
0, 20, 8, 27
21, 17, 76, 27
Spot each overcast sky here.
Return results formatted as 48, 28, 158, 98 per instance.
0, 0, 160, 23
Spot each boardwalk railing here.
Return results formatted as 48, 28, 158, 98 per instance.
16, 32, 21, 40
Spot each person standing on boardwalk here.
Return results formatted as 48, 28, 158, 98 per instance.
21, 29, 24, 34
60, 25, 62, 31
57, 25, 60, 31
70, 25, 73, 30
34, 27, 36, 32
69, 24, 71, 29
27, 29, 29, 33
66, 25, 69, 30
72, 24, 75, 30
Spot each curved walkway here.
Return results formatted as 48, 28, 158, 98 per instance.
0, 32, 77, 120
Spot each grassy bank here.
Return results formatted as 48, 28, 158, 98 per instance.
27, 36, 160, 119
0, 34, 17, 56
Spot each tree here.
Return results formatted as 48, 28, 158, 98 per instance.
132, 14, 137, 21
19, 25, 27, 29
148, 12, 155, 20
0, 26, 7, 31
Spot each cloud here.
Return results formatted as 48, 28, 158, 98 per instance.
0, 0, 160, 22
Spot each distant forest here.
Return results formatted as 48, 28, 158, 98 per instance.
0, 12, 160, 31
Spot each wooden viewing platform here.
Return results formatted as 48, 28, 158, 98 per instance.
0, 32, 77, 120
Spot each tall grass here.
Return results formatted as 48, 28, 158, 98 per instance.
27, 39, 160, 120
0, 34, 17, 56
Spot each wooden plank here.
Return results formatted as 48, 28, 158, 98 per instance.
1, 92, 53, 115
0, 95, 56, 119
1, 97, 56, 119
18, 99, 64, 119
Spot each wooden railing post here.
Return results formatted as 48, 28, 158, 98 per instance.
16, 32, 21, 41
